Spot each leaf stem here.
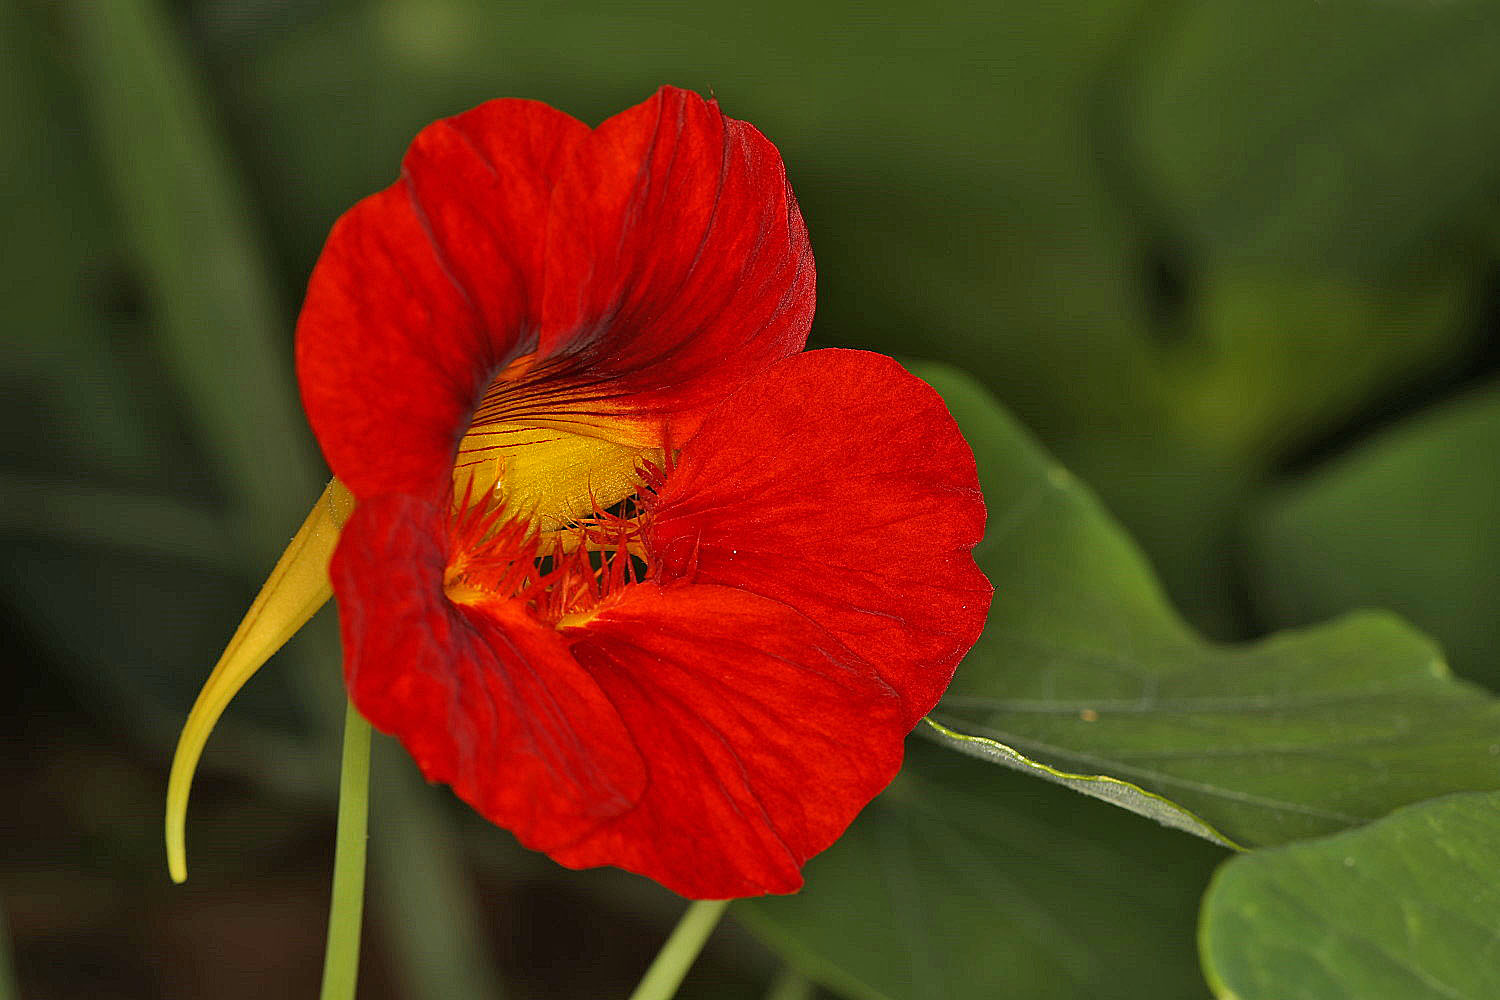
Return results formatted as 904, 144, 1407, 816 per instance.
627, 900, 731, 1000
319, 700, 373, 1000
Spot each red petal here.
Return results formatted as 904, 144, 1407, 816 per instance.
332, 494, 647, 850
536, 86, 815, 444
297, 100, 585, 498
648, 349, 992, 723
552, 583, 908, 898
402, 99, 588, 350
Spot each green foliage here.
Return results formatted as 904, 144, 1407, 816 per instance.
60, 0, 322, 552
1201, 790, 1500, 1000
1249, 384, 1500, 690
741, 742, 1224, 1000
924, 364, 1500, 848
0, 2, 163, 481
0, 0, 315, 762
923, 717, 1237, 849
1123, 0, 1500, 273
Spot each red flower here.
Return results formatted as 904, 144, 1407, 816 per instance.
216, 86, 989, 899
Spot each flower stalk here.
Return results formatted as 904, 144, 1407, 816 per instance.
627, 899, 731, 1000
320, 699, 373, 1000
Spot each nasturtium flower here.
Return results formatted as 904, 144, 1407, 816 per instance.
169, 86, 991, 899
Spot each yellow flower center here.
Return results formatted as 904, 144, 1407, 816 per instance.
456, 422, 647, 532
442, 354, 663, 624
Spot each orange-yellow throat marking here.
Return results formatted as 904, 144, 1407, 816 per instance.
446, 353, 663, 626
443, 477, 652, 629
455, 351, 659, 533
456, 421, 649, 532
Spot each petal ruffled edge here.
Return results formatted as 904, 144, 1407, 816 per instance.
648, 348, 993, 723
298, 88, 813, 498
297, 99, 587, 498
533, 86, 815, 447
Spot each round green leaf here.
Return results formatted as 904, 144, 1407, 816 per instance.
918, 362, 1500, 848
1201, 790, 1500, 1000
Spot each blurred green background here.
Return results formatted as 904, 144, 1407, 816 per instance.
3, 0, 1497, 997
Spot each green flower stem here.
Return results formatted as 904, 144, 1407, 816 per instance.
320, 700, 373, 1000
627, 900, 731, 1000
